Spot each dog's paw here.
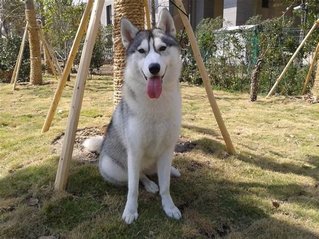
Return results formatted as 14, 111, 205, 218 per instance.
170, 166, 181, 177
122, 209, 138, 224
143, 180, 159, 194
163, 205, 182, 220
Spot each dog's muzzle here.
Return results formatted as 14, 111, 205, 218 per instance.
141, 65, 166, 99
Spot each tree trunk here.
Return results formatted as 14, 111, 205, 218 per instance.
25, 0, 42, 85
113, 0, 144, 105
151, 0, 156, 28
250, 58, 262, 102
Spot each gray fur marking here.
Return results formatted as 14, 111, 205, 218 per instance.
126, 29, 178, 56
127, 30, 150, 55
101, 113, 127, 171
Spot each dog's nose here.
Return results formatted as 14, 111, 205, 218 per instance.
149, 63, 160, 75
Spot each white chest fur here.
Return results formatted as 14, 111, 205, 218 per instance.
123, 83, 181, 167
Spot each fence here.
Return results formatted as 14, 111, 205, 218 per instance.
180, 17, 313, 95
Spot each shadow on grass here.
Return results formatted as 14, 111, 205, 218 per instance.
182, 124, 220, 138
0, 138, 318, 238
236, 148, 319, 182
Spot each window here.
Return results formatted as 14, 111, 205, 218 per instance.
106, 5, 112, 25
262, 0, 269, 8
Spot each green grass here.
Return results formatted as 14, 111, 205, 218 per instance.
1, 75, 319, 238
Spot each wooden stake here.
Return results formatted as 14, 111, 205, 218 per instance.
54, 0, 104, 191
173, 0, 236, 154
301, 41, 319, 95
11, 23, 28, 89
312, 55, 319, 101
38, 28, 59, 79
266, 20, 319, 98
45, 38, 62, 75
143, 0, 151, 29
42, 0, 94, 133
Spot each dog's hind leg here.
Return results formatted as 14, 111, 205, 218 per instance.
140, 174, 159, 193
99, 155, 127, 185
170, 166, 181, 177
144, 164, 181, 177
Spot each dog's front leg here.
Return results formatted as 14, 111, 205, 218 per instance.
157, 150, 182, 220
122, 151, 140, 224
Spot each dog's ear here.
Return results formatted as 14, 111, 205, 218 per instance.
121, 18, 139, 49
157, 8, 176, 37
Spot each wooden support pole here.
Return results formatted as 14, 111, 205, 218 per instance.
301, 41, 319, 95
11, 23, 28, 89
143, 0, 151, 29
266, 20, 319, 98
38, 28, 59, 79
173, 0, 235, 154
42, 0, 94, 133
54, 0, 104, 191
312, 55, 319, 102
45, 38, 62, 75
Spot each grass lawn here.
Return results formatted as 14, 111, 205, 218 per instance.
0, 75, 319, 239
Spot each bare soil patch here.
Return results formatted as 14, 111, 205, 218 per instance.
51, 127, 196, 162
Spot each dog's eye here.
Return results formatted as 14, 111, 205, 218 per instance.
159, 46, 167, 52
138, 48, 146, 54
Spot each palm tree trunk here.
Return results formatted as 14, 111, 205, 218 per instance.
25, 0, 42, 85
113, 0, 144, 105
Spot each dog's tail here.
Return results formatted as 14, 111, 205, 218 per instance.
82, 135, 104, 153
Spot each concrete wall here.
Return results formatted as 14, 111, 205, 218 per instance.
223, 0, 237, 26
256, 0, 292, 20
213, 0, 224, 18
223, 0, 289, 26
236, 0, 255, 25
99, 0, 291, 29
101, 0, 114, 26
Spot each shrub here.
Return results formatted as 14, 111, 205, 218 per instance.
0, 34, 30, 83
74, 25, 113, 74
180, 15, 312, 95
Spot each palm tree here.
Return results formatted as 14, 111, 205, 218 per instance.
25, 0, 42, 85
113, 0, 144, 105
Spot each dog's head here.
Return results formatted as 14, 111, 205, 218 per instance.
121, 9, 181, 99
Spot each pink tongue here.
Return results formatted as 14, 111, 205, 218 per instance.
147, 76, 162, 99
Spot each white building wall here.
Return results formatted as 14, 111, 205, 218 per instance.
154, 0, 169, 23
101, 0, 113, 26
101, 0, 170, 27
223, 0, 237, 26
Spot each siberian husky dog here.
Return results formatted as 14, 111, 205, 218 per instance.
83, 8, 182, 224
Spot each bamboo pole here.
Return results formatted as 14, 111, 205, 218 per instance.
45, 38, 62, 75
143, 0, 151, 29
42, 0, 94, 133
11, 23, 28, 89
266, 20, 319, 98
38, 28, 59, 79
301, 41, 319, 95
312, 56, 319, 102
54, 0, 104, 191
173, 0, 235, 154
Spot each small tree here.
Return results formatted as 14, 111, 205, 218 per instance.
37, 0, 85, 62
